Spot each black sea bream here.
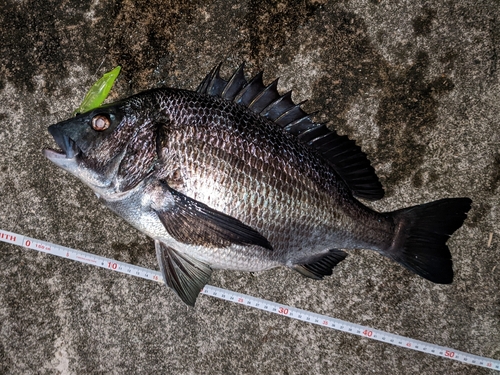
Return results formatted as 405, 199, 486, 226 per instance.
43, 64, 472, 305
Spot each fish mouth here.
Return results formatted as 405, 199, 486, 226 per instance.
44, 125, 81, 159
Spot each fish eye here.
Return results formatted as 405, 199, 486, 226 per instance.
91, 114, 111, 131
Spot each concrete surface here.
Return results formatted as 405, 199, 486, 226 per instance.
0, 0, 499, 374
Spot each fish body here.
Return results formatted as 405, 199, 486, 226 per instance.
44, 64, 472, 305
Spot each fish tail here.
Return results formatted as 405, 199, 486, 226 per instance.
384, 198, 472, 283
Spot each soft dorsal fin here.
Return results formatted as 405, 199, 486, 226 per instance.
196, 63, 384, 201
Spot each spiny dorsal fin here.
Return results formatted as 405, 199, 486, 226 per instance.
196, 63, 384, 201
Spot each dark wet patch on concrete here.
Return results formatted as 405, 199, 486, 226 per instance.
106, 1, 198, 94
413, 7, 436, 36
244, 0, 320, 64
0, 1, 120, 93
488, 153, 500, 193
487, 16, 499, 78
375, 52, 455, 194
411, 169, 440, 190
294, 9, 456, 196
466, 202, 492, 228
307, 9, 385, 126
0, 249, 62, 371
111, 240, 154, 265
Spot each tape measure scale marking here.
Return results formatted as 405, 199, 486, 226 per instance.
201, 285, 497, 368
1, 228, 499, 371
17, 232, 162, 283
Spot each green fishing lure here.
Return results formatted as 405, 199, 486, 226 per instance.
74, 66, 121, 114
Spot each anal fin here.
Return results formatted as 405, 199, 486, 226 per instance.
155, 240, 212, 306
292, 249, 347, 280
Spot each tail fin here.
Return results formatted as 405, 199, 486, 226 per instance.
385, 198, 472, 284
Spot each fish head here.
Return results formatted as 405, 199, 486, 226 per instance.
43, 96, 157, 195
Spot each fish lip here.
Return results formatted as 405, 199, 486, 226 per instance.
47, 125, 80, 159
42, 147, 70, 161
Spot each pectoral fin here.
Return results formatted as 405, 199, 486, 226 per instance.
153, 182, 273, 250
155, 240, 212, 306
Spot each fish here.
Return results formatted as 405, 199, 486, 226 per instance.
43, 63, 472, 306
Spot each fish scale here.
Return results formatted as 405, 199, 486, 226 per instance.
169, 130, 343, 256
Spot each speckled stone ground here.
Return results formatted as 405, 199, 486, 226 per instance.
0, 1, 499, 374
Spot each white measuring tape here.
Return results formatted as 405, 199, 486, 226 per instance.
1, 228, 498, 371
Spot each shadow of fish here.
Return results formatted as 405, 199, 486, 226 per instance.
43, 63, 472, 306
